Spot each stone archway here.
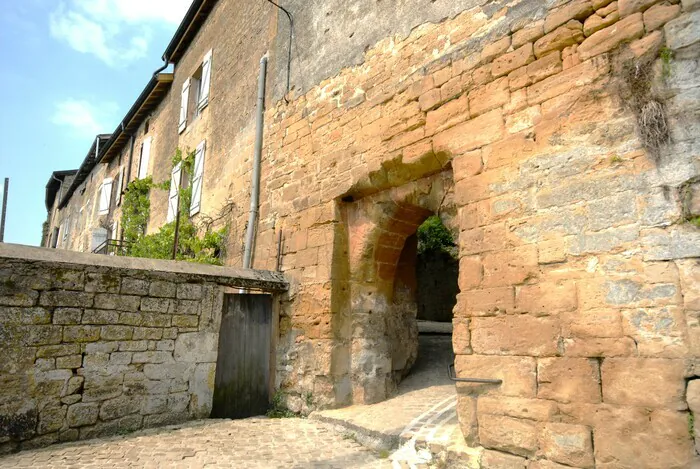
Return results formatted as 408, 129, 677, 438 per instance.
335, 170, 456, 405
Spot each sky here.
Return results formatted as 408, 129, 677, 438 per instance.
0, 0, 193, 246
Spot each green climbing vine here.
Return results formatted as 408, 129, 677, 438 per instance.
120, 148, 230, 265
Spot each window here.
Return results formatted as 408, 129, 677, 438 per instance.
178, 79, 190, 133
167, 162, 182, 223
138, 137, 152, 179
190, 141, 206, 216
98, 178, 113, 215
178, 50, 212, 133
196, 50, 212, 112
144, 119, 150, 135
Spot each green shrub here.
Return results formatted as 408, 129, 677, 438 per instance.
417, 215, 455, 255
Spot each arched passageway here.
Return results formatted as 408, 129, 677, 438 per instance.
333, 169, 459, 405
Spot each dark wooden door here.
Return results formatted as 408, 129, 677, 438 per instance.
211, 294, 272, 419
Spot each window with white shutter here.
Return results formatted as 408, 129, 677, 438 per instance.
138, 137, 152, 179
167, 162, 182, 223
198, 50, 212, 111
179, 78, 190, 133
116, 166, 124, 205
190, 141, 206, 216
98, 178, 113, 215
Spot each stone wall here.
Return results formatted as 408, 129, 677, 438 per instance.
0, 244, 285, 454
250, 0, 700, 466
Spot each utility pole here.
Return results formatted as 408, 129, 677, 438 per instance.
0, 178, 8, 243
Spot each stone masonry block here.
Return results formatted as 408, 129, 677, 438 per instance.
67, 403, 98, 428
94, 294, 141, 312
480, 450, 527, 468
131, 351, 174, 364
176, 283, 203, 300
56, 355, 82, 369
140, 297, 174, 313
23, 325, 63, 346
515, 281, 577, 314
478, 396, 559, 421
174, 332, 218, 363
40, 291, 93, 308
478, 414, 538, 457
99, 396, 141, 421
141, 313, 171, 328
481, 246, 538, 288
433, 109, 504, 156
665, 9, 700, 51
38, 406, 66, 435
52, 270, 84, 291
172, 314, 199, 328
454, 355, 536, 398
84, 273, 120, 293
149, 281, 177, 298
578, 13, 645, 60
100, 326, 133, 341
132, 327, 163, 340
538, 358, 601, 404
63, 325, 101, 343
53, 308, 82, 325
545, 0, 595, 33
534, 20, 585, 58
82, 309, 119, 325
601, 358, 686, 409
177, 300, 200, 315
471, 315, 560, 357
36, 344, 80, 358
120, 278, 149, 296
539, 422, 594, 467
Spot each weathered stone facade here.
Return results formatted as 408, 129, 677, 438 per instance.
0, 244, 285, 453
39, 0, 700, 466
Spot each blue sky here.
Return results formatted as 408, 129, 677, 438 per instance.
0, 0, 192, 246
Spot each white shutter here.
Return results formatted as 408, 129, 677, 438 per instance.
179, 78, 190, 133
116, 166, 124, 205
167, 162, 182, 223
190, 141, 206, 216
98, 178, 113, 215
138, 137, 152, 179
198, 50, 212, 110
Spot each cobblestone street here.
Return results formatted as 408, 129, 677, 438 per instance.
0, 418, 391, 468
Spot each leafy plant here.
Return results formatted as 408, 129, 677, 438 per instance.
120, 148, 229, 265
659, 46, 674, 80
266, 391, 298, 419
417, 215, 456, 255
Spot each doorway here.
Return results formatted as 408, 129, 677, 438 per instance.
211, 294, 272, 419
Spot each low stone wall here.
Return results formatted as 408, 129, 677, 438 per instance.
0, 244, 286, 454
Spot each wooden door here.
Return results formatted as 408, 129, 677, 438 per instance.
211, 294, 272, 419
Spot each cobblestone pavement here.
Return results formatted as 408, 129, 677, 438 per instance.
312, 334, 459, 456
0, 418, 392, 468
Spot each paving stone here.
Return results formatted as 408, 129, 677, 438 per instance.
2, 419, 392, 468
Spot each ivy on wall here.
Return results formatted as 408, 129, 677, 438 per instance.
120, 149, 229, 265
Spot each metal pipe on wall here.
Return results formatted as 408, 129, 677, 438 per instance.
242, 55, 269, 270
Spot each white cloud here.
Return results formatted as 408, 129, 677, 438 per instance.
49, 0, 192, 67
51, 99, 118, 136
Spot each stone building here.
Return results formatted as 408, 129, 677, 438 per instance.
40, 0, 700, 466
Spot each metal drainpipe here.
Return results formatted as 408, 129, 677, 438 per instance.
242, 54, 269, 270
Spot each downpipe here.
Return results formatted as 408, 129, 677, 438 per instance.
243, 54, 269, 270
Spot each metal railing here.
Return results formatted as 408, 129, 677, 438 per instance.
92, 239, 132, 256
